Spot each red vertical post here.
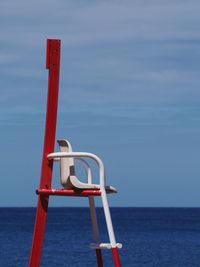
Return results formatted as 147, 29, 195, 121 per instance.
112, 248, 121, 267
96, 249, 104, 267
28, 39, 61, 267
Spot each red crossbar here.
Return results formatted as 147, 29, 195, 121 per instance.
36, 188, 102, 197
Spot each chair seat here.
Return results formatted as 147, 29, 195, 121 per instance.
62, 175, 117, 193
36, 187, 117, 197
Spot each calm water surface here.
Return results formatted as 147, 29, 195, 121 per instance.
1, 208, 200, 266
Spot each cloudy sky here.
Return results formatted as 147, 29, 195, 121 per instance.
0, 0, 200, 207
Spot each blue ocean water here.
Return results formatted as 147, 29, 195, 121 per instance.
1, 208, 200, 267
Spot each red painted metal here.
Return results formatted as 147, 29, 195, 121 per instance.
28, 39, 61, 267
96, 249, 104, 267
36, 188, 102, 197
28, 39, 121, 267
112, 248, 121, 267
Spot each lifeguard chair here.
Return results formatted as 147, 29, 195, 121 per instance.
29, 39, 122, 267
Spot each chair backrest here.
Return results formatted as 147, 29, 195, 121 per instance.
57, 139, 75, 187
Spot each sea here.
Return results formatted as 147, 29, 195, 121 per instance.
1, 208, 200, 267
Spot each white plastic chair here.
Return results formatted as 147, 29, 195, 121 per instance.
47, 139, 122, 251
56, 139, 117, 192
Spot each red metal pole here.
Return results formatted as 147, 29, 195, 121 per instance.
96, 249, 104, 267
28, 39, 61, 267
112, 248, 121, 267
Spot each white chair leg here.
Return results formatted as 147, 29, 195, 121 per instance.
101, 188, 117, 247
89, 196, 104, 267
89, 196, 100, 243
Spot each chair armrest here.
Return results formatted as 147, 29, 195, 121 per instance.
47, 152, 105, 187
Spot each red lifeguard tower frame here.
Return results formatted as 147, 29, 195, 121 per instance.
28, 39, 122, 267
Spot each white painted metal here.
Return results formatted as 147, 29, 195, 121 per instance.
90, 243, 122, 250
75, 158, 100, 244
56, 141, 117, 191
51, 152, 116, 192
47, 150, 120, 248
101, 187, 117, 247
75, 158, 99, 247
89, 196, 100, 245
48, 151, 106, 188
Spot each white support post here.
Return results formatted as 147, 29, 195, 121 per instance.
89, 196, 100, 244
101, 188, 117, 247
48, 151, 119, 248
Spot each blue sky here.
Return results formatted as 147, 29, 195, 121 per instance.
0, 0, 200, 206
